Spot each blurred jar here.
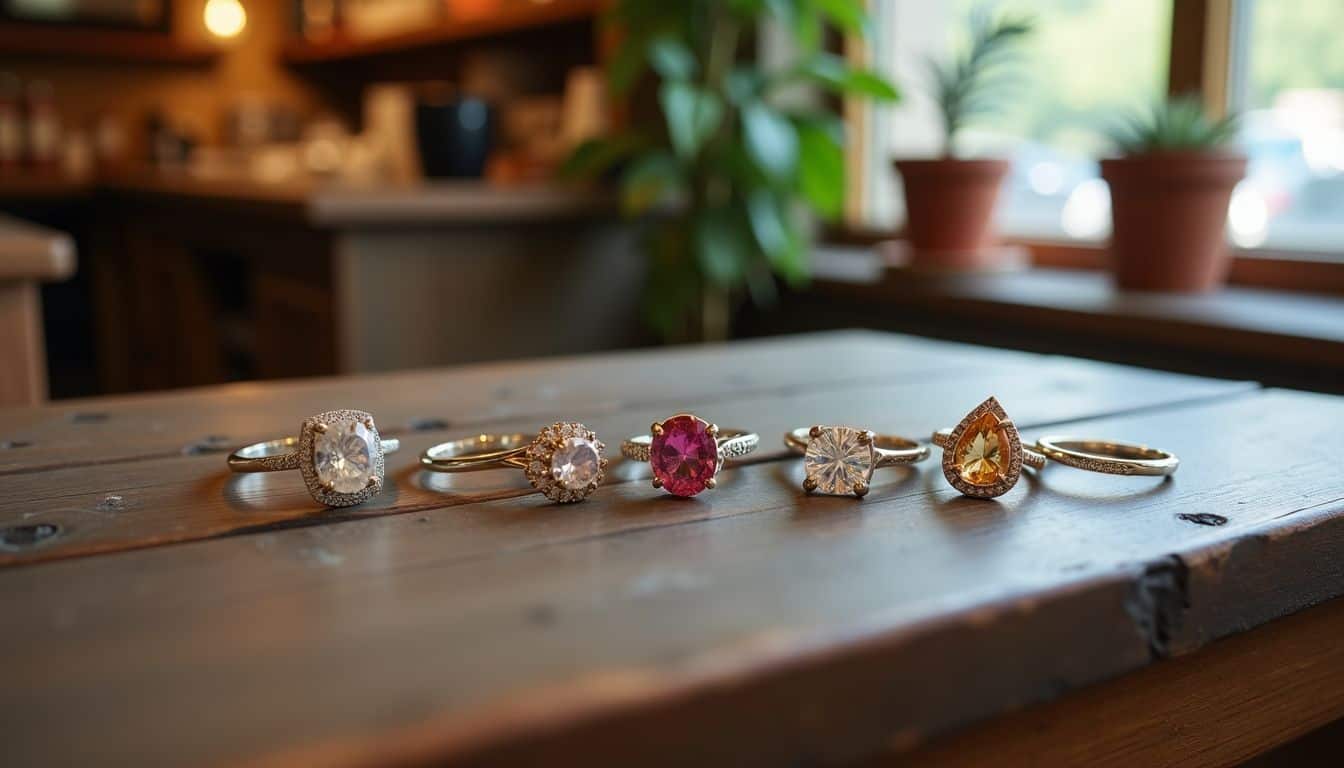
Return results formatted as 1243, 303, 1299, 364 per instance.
26, 80, 61, 169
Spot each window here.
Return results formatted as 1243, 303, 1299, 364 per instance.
1228, 0, 1344, 251
859, 0, 1344, 256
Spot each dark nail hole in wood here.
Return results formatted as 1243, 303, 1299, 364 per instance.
68, 412, 109, 424
0, 440, 33, 449
0, 523, 61, 550
181, 435, 232, 455
1177, 512, 1228, 527
526, 604, 557, 627
409, 418, 449, 432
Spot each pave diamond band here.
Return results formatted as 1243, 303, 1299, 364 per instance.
228, 410, 398, 508
784, 425, 931, 498
421, 422, 607, 504
1035, 437, 1179, 476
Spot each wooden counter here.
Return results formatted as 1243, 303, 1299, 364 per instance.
2, 330, 1343, 765
2, 173, 636, 395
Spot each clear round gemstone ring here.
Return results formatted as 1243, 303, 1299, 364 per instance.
621, 414, 759, 497
784, 425, 931, 498
420, 422, 606, 503
931, 396, 1047, 499
227, 409, 400, 508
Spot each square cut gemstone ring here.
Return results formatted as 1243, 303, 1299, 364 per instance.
785, 425, 931, 498
621, 414, 759, 497
227, 410, 399, 508
420, 421, 607, 503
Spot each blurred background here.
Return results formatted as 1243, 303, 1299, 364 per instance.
0, 0, 1339, 407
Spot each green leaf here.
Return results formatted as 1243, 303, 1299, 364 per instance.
810, 0, 864, 33
725, 66, 763, 105
558, 135, 645, 180
620, 152, 684, 215
796, 120, 844, 219
742, 103, 799, 181
660, 81, 725, 159
648, 37, 696, 81
746, 190, 789, 258
800, 54, 900, 101
607, 37, 648, 95
746, 191, 807, 284
693, 209, 748, 288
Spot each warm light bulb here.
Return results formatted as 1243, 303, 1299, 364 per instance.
204, 0, 247, 39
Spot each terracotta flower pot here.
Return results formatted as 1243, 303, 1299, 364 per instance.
1100, 152, 1247, 292
892, 158, 1010, 270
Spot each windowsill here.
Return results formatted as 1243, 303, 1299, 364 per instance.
799, 244, 1344, 393
827, 227, 1344, 296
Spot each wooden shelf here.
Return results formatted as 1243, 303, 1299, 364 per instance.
282, 0, 604, 64
0, 23, 219, 65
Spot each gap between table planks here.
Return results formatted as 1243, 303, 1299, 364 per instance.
3, 376, 1344, 765
0, 333, 1250, 565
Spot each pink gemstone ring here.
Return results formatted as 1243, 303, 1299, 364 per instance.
784, 425, 930, 498
621, 414, 759, 497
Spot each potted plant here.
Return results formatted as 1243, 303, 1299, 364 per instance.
893, 12, 1033, 270
1101, 98, 1244, 292
564, 0, 898, 341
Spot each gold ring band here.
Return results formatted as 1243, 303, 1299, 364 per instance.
784, 425, 930, 498
1035, 436, 1180, 476
421, 421, 607, 503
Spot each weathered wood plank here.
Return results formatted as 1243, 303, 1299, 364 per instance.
0, 353, 1249, 565
0, 331, 1026, 473
2, 390, 1341, 766
878, 594, 1344, 768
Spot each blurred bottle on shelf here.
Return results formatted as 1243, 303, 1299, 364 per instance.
25, 80, 61, 170
0, 72, 22, 170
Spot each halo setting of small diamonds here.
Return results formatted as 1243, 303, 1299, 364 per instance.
524, 422, 606, 503
940, 397, 1024, 499
298, 409, 387, 507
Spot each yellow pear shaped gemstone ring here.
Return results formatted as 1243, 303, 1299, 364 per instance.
931, 396, 1046, 499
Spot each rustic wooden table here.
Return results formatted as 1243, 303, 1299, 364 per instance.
2, 331, 1342, 766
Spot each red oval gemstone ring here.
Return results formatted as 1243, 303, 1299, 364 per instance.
621, 414, 759, 497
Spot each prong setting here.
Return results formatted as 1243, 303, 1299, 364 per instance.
299, 410, 388, 508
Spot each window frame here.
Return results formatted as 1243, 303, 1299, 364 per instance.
841, 0, 1344, 296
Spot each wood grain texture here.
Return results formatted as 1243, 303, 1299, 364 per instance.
0, 333, 1250, 565
2, 355, 1342, 768
879, 593, 1344, 768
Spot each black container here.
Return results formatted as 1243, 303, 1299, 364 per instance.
414, 96, 494, 179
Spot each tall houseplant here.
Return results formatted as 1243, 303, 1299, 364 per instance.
1102, 98, 1244, 292
892, 12, 1032, 270
565, 0, 898, 340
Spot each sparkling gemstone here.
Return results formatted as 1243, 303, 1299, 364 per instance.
551, 437, 601, 490
314, 419, 376, 494
650, 415, 719, 497
804, 426, 874, 495
954, 412, 1008, 486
